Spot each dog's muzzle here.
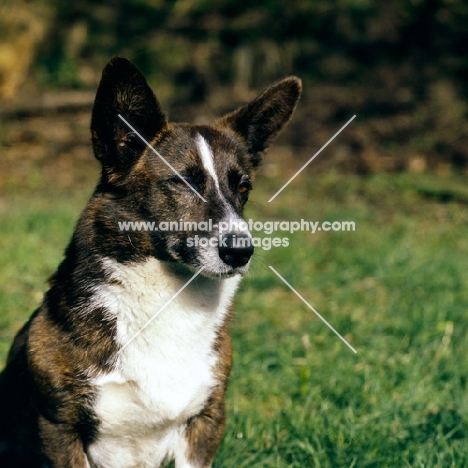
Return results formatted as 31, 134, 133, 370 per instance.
218, 233, 254, 268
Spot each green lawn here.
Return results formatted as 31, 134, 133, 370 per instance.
1, 169, 467, 467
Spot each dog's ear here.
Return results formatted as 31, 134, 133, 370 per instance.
91, 57, 167, 175
216, 77, 301, 167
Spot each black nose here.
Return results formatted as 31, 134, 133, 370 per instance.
218, 233, 254, 268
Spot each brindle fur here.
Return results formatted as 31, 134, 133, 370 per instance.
0, 57, 301, 467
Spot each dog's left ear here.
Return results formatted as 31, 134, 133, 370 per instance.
91, 57, 167, 177
216, 77, 301, 167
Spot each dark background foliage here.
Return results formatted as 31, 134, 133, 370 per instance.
2, 0, 468, 173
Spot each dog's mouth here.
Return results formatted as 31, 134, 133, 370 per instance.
189, 246, 252, 278
165, 256, 250, 280
200, 262, 250, 279
161, 229, 254, 279
191, 231, 254, 278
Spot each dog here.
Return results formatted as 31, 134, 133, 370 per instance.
0, 57, 301, 468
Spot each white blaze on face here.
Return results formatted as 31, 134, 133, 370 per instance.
196, 134, 220, 192
193, 133, 253, 275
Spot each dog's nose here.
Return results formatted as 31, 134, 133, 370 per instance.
218, 233, 254, 268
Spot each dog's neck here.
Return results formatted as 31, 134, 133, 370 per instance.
91, 256, 241, 348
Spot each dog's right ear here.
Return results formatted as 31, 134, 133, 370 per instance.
216, 76, 301, 168
91, 57, 167, 176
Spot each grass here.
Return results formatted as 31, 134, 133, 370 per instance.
1, 166, 468, 467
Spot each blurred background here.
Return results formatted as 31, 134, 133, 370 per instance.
2, 0, 468, 183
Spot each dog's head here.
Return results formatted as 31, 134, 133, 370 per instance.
89, 57, 301, 278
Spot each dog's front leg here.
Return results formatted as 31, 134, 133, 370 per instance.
38, 416, 90, 468
174, 397, 227, 468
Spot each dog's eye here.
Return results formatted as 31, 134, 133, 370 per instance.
170, 177, 193, 191
237, 180, 252, 195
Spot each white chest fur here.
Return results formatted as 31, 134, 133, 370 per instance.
86, 258, 241, 468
